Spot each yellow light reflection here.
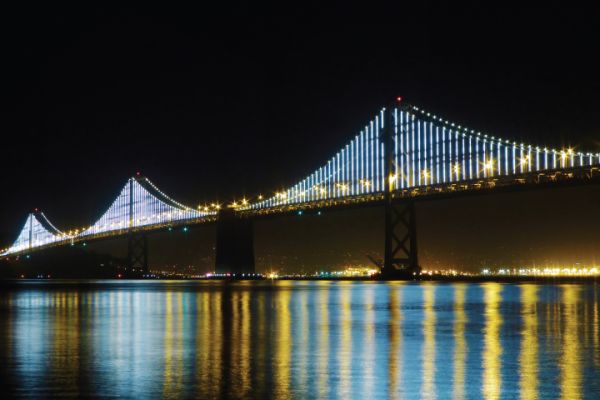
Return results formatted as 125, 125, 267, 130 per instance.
297, 286, 309, 393
594, 287, 599, 367
230, 292, 241, 394
163, 292, 183, 398
196, 292, 211, 394
274, 285, 291, 398
362, 284, 376, 398
338, 282, 353, 399
519, 285, 538, 400
422, 283, 436, 400
240, 290, 251, 396
453, 284, 467, 400
389, 283, 403, 400
206, 291, 222, 398
163, 292, 173, 397
253, 291, 267, 397
482, 283, 502, 400
560, 285, 582, 400
50, 291, 80, 394
318, 282, 330, 399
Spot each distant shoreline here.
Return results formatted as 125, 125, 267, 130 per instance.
0, 275, 598, 284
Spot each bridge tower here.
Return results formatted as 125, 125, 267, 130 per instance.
382, 100, 420, 278
215, 209, 255, 275
127, 177, 149, 274
128, 233, 148, 273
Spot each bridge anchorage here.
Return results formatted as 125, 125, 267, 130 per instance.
3, 98, 600, 280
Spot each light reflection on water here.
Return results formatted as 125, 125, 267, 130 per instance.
0, 281, 599, 399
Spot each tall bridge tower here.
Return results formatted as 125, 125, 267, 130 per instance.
382, 99, 420, 278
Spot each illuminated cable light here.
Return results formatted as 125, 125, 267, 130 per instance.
483, 159, 495, 172
452, 163, 461, 178
560, 151, 568, 167
336, 183, 349, 192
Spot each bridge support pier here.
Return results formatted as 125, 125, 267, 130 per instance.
128, 233, 148, 274
382, 199, 420, 278
215, 210, 255, 275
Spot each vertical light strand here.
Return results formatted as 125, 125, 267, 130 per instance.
420, 117, 431, 185
489, 139, 494, 177
417, 119, 422, 186
442, 127, 447, 183
435, 124, 440, 184
336, 153, 340, 198
455, 129, 460, 181
374, 117, 379, 192
512, 142, 517, 175
430, 122, 434, 184
360, 131, 364, 195
370, 122, 375, 192
381, 141, 385, 190
380, 111, 386, 190
400, 111, 406, 189
328, 160, 332, 198
483, 138, 488, 178
462, 134, 467, 181
411, 115, 416, 187
351, 139, 355, 195
362, 130, 366, 194
341, 147, 346, 197
394, 108, 399, 190
496, 140, 502, 176
468, 135, 473, 180
448, 128, 454, 182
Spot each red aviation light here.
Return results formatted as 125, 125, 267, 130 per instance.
396, 96, 403, 103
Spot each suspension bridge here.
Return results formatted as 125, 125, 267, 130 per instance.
3, 99, 600, 277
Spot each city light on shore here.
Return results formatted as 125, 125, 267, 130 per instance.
481, 266, 600, 277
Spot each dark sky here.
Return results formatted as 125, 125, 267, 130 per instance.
2, 2, 600, 272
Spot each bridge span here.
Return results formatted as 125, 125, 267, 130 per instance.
3, 101, 600, 278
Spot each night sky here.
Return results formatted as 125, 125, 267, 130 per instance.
2, 3, 600, 272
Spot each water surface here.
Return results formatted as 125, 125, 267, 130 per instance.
0, 280, 598, 399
